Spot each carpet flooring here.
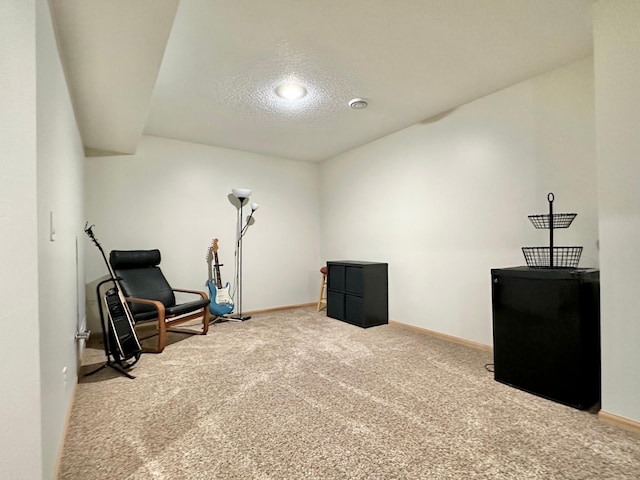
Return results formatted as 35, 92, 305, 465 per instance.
58, 307, 640, 479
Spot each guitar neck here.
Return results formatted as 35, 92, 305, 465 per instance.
207, 249, 214, 282
213, 251, 223, 288
85, 225, 118, 284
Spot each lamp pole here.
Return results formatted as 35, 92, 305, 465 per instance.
230, 188, 258, 321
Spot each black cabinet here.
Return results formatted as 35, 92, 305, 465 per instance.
326, 261, 388, 328
491, 267, 600, 410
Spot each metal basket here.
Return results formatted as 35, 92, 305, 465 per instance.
522, 246, 583, 268
528, 213, 577, 229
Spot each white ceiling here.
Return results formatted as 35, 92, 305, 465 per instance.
50, 0, 595, 162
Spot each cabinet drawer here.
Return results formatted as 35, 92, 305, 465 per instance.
327, 290, 345, 320
345, 295, 363, 325
327, 264, 345, 291
345, 267, 363, 295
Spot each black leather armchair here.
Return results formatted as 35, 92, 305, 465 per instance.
109, 249, 210, 353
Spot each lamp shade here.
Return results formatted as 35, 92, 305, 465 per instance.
251, 203, 260, 212
232, 188, 252, 199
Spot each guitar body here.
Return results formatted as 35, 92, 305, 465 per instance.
104, 287, 142, 360
207, 279, 234, 315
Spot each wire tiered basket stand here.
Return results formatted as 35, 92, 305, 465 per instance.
522, 193, 582, 268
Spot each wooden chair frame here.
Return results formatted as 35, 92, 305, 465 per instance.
125, 288, 210, 353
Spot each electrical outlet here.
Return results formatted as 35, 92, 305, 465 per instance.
62, 366, 68, 389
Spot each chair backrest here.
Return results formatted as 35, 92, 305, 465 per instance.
109, 250, 176, 316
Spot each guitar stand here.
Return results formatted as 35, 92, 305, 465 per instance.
210, 314, 231, 325
84, 278, 137, 380
84, 357, 136, 380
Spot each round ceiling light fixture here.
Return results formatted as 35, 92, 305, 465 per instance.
349, 98, 368, 109
275, 83, 307, 100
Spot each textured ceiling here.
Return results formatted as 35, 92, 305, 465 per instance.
50, 0, 595, 162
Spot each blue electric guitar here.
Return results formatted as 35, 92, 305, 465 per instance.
207, 238, 234, 316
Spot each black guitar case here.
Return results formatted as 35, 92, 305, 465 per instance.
85, 224, 142, 367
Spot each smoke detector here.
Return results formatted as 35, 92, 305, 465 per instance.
348, 98, 368, 109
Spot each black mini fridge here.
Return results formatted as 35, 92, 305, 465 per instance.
491, 267, 600, 410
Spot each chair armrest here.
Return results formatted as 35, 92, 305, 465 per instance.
172, 288, 209, 301
124, 296, 166, 317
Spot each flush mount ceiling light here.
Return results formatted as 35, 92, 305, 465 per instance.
275, 83, 307, 100
349, 98, 368, 109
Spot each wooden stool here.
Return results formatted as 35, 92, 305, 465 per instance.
317, 266, 328, 311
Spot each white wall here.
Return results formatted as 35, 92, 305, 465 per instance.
320, 58, 597, 347
84, 135, 321, 332
0, 1, 42, 479
593, 0, 640, 424
36, 0, 87, 477
0, 2, 85, 478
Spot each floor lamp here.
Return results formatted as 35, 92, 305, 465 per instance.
230, 188, 259, 321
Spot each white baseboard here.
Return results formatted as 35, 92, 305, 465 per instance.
246, 302, 316, 315
53, 382, 78, 479
598, 410, 640, 433
388, 320, 493, 352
